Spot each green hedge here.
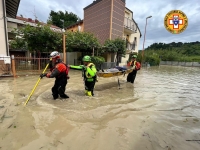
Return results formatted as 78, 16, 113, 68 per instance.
145, 55, 160, 66
91, 56, 105, 65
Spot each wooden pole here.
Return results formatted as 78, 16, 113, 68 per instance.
63, 33, 66, 64
38, 51, 40, 71
24, 61, 51, 106
92, 47, 94, 56
11, 55, 16, 77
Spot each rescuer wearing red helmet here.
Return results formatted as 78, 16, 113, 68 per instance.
40, 51, 69, 99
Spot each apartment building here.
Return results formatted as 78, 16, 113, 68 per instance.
120, 7, 142, 66
84, 0, 125, 44
67, 0, 141, 65
0, 0, 20, 75
0, 0, 20, 57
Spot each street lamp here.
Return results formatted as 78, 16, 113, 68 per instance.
142, 15, 152, 64
60, 19, 64, 29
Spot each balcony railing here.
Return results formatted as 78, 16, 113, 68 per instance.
124, 17, 137, 32
126, 41, 136, 51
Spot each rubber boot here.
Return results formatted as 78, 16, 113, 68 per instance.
87, 91, 92, 96
60, 94, 69, 98
52, 94, 58, 100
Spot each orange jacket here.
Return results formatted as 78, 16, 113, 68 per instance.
47, 62, 69, 78
127, 60, 141, 70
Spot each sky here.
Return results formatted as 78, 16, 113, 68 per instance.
17, 0, 200, 50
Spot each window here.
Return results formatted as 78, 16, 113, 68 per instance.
134, 37, 137, 45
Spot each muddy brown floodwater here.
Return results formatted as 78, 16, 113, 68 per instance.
0, 65, 200, 150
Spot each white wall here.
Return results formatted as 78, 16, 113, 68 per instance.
129, 31, 140, 52
0, 1, 7, 56
124, 8, 141, 53
66, 52, 78, 65
119, 8, 141, 66
7, 22, 17, 32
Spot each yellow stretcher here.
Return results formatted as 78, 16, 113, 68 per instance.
97, 68, 134, 78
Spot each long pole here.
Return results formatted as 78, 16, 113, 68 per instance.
24, 61, 51, 106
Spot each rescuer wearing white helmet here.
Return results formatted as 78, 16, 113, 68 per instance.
40, 51, 69, 99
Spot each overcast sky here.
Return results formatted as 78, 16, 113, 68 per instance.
17, 0, 200, 50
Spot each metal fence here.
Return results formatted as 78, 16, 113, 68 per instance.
14, 57, 49, 71
0, 56, 117, 77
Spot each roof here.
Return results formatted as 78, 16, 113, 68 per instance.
125, 7, 133, 14
7, 16, 63, 33
5, 0, 21, 18
132, 19, 142, 38
15, 16, 61, 29
66, 20, 83, 29
83, 0, 102, 10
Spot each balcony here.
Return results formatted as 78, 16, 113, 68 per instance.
124, 17, 137, 34
126, 40, 136, 52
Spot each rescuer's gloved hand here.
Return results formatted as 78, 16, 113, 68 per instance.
87, 63, 94, 67
40, 73, 47, 78
46, 73, 51, 78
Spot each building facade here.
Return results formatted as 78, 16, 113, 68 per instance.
0, 0, 20, 57
67, 0, 141, 65
119, 7, 142, 66
0, 0, 20, 76
66, 20, 84, 32
84, 0, 125, 45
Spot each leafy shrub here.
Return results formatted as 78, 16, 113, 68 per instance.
145, 55, 160, 66
91, 56, 105, 65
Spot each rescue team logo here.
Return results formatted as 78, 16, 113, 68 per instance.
164, 10, 188, 34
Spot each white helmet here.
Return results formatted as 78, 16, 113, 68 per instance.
50, 51, 60, 59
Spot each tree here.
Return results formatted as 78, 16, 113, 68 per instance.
66, 31, 100, 52
47, 10, 81, 28
10, 23, 63, 53
102, 38, 126, 54
113, 38, 126, 65
102, 39, 118, 53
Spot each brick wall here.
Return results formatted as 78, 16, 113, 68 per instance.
84, 0, 111, 44
111, 0, 125, 39
84, 0, 125, 44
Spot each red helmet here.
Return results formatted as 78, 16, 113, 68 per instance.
50, 51, 60, 59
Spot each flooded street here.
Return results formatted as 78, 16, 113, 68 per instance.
1, 66, 200, 150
